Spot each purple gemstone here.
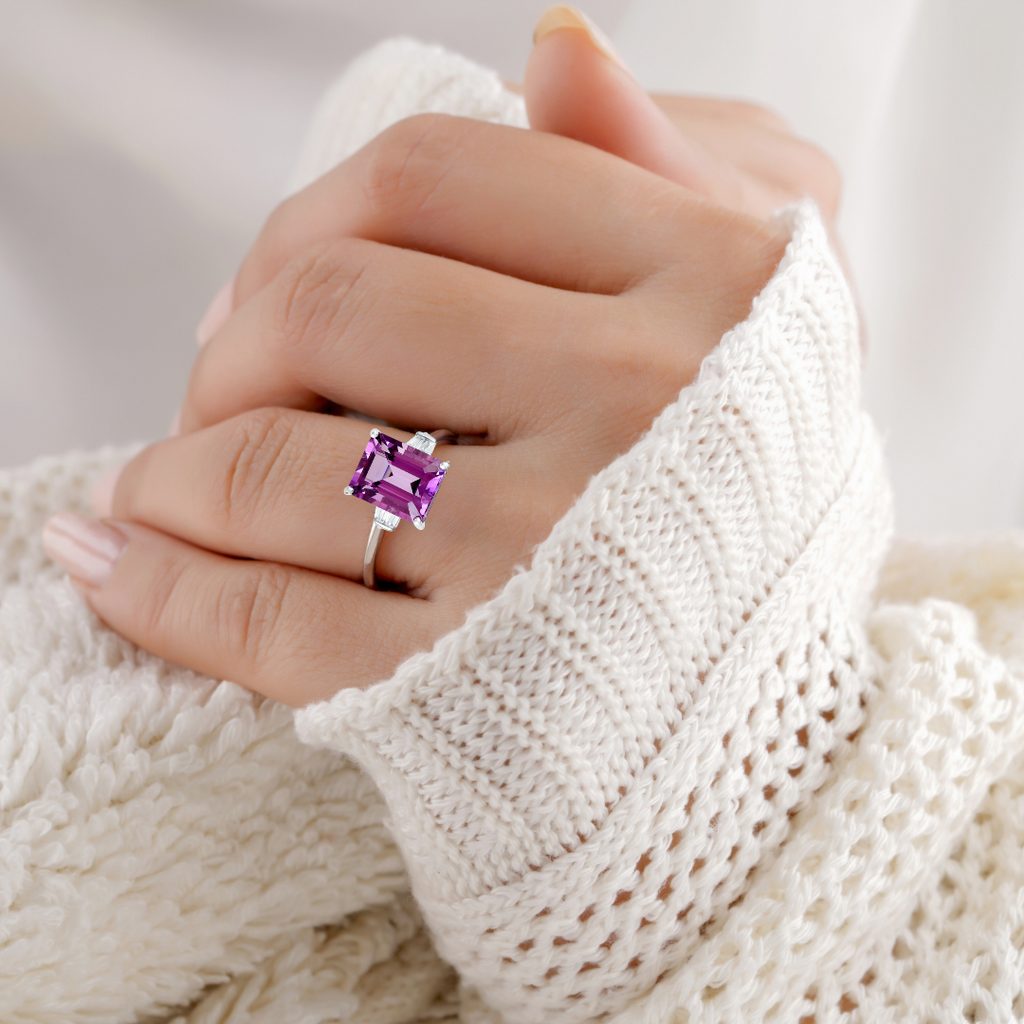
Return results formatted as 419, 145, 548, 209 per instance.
348, 432, 447, 523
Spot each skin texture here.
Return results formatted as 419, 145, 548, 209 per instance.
48, 24, 842, 707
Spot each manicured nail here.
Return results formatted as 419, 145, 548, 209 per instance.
91, 464, 123, 519
533, 5, 627, 69
169, 409, 181, 438
43, 513, 127, 588
196, 278, 234, 346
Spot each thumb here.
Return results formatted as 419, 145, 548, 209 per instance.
525, 6, 743, 207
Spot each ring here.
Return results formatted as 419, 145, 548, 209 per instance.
345, 428, 454, 589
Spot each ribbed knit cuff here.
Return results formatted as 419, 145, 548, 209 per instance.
295, 203, 894, 1022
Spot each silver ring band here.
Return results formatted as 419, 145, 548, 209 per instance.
351, 429, 455, 589
362, 520, 388, 589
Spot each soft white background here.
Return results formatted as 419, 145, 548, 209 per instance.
0, 0, 1021, 533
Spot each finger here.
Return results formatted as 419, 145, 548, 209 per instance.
520, 10, 840, 225
106, 408, 507, 593
41, 513, 448, 705
196, 278, 234, 347
651, 95, 792, 135
231, 112, 716, 311
181, 236, 607, 439
525, 12, 746, 210
651, 96, 842, 223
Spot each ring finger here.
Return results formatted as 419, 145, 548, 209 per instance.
105, 407, 534, 594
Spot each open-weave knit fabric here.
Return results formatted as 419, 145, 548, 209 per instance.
0, 464, 459, 1024
2, 37, 1024, 1024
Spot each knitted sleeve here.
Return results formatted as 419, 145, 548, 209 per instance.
274, 39, 1024, 1022
295, 140, 895, 1022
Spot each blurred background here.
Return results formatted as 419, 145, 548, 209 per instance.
0, 0, 1022, 534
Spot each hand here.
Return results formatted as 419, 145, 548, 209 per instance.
193, 8, 842, 347
43, 15, 836, 707
525, 6, 840, 225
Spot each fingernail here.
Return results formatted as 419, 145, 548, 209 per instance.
169, 409, 181, 438
533, 5, 627, 69
43, 513, 127, 588
196, 278, 234, 346
91, 464, 123, 519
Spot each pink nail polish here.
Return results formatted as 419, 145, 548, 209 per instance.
196, 278, 234, 346
42, 513, 127, 588
91, 464, 123, 519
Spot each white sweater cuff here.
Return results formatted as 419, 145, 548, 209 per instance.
295, 201, 894, 1022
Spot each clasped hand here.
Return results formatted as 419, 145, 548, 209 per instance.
44, 24, 839, 705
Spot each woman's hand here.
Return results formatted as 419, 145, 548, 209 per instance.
43, 110, 787, 705
42, 10, 842, 707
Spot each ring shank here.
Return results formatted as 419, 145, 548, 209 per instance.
363, 522, 387, 589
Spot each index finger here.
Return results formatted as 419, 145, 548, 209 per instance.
232, 113, 717, 310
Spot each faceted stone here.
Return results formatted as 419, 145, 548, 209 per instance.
348, 432, 447, 524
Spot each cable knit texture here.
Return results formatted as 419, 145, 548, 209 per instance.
1, 37, 1024, 1024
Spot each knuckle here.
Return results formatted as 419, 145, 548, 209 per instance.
114, 445, 156, 522
361, 112, 465, 221
599, 333, 691, 425
215, 407, 297, 532
247, 196, 303, 287
770, 137, 843, 216
654, 95, 792, 136
798, 141, 843, 215
259, 198, 292, 255
215, 564, 293, 668
722, 216, 791, 294
727, 99, 791, 134
657, 202, 790, 332
274, 238, 377, 363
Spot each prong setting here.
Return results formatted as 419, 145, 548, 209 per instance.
352, 427, 453, 588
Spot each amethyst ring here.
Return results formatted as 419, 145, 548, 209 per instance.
345, 428, 454, 589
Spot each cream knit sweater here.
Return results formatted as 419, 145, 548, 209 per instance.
2, 39, 1024, 1024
